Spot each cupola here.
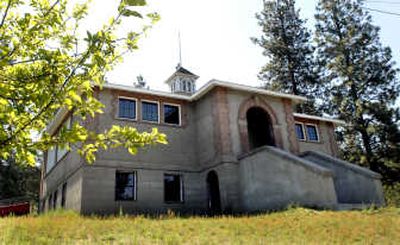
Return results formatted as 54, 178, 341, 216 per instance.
165, 64, 199, 95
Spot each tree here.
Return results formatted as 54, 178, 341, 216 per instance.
0, 0, 166, 166
0, 158, 40, 201
253, 0, 319, 113
315, 0, 400, 182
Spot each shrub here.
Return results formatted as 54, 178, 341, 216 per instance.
384, 183, 400, 207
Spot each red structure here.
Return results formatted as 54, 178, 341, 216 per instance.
0, 201, 30, 217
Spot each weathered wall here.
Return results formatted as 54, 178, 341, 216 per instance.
94, 89, 198, 169
239, 146, 337, 212
295, 120, 338, 157
301, 151, 385, 205
80, 164, 207, 215
226, 90, 294, 155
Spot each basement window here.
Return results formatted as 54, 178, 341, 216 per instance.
306, 124, 319, 142
115, 171, 137, 201
164, 174, 183, 203
164, 104, 180, 125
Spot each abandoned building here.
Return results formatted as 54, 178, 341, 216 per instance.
40, 66, 385, 214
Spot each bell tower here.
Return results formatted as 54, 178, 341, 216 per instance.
165, 64, 199, 95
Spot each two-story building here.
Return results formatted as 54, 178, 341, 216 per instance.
40, 66, 384, 214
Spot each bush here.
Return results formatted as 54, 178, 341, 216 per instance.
384, 183, 400, 207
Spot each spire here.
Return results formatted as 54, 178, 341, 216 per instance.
178, 31, 182, 68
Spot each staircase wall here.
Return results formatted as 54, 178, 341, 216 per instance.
238, 146, 338, 212
301, 151, 385, 205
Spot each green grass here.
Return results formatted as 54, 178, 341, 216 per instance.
0, 207, 399, 244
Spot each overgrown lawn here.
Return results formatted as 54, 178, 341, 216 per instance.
0, 208, 399, 244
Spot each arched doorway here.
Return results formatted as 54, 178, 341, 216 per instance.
246, 107, 275, 150
207, 171, 221, 213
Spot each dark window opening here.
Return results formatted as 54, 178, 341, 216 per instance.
53, 190, 57, 209
164, 174, 183, 203
306, 125, 319, 141
246, 107, 275, 150
61, 183, 67, 208
142, 101, 159, 122
295, 123, 305, 140
48, 194, 52, 210
118, 98, 136, 119
164, 104, 180, 125
115, 171, 136, 201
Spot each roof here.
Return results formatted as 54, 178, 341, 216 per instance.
293, 113, 345, 125
102, 79, 308, 102
176, 66, 197, 76
165, 65, 199, 84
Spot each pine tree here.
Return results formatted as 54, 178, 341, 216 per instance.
315, 0, 400, 182
253, 0, 318, 113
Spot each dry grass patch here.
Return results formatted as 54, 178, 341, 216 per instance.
0, 207, 399, 244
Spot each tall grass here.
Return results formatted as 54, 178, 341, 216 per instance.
0, 207, 399, 244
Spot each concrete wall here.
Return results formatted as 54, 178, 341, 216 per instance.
226, 90, 292, 155
301, 151, 385, 205
239, 146, 337, 212
296, 120, 338, 157
80, 164, 207, 215
95, 89, 198, 169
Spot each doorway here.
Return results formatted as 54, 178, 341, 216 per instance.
246, 107, 275, 150
207, 171, 221, 213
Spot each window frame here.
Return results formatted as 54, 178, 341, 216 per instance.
294, 122, 306, 141
117, 96, 138, 121
115, 171, 137, 201
141, 99, 160, 123
305, 123, 320, 142
163, 102, 181, 126
164, 173, 184, 204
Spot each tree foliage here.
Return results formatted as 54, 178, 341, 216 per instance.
0, 0, 166, 166
0, 158, 40, 201
253, 0, 318, 113
315, 0, 400, 182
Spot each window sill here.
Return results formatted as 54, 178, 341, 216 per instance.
115, 117, 137, 122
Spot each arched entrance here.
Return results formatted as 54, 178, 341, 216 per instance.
207, 171, 221, 213
246, 107, 275, 150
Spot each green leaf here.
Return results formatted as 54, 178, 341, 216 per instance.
124, 0, 147, 6
121, 9, 143, 18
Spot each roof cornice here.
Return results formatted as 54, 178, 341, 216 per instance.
293, 113, 345, 125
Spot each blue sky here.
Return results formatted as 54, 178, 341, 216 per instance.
89, 0, 400, 91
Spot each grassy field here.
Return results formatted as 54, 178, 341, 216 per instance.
0, 207, 399, 244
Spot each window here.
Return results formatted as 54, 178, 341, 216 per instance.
61, 183, 67, 208
306, 124, 319, 142
115, 171, 136, 201
295, 123, 305, 141
142, 101, 159, 122
53, 190, 58, 209
118, 98, 136, 119
164, 104, 180, 125
164, 174, 183, 203
56, 117, 71, 162
47, 147, 56, 173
